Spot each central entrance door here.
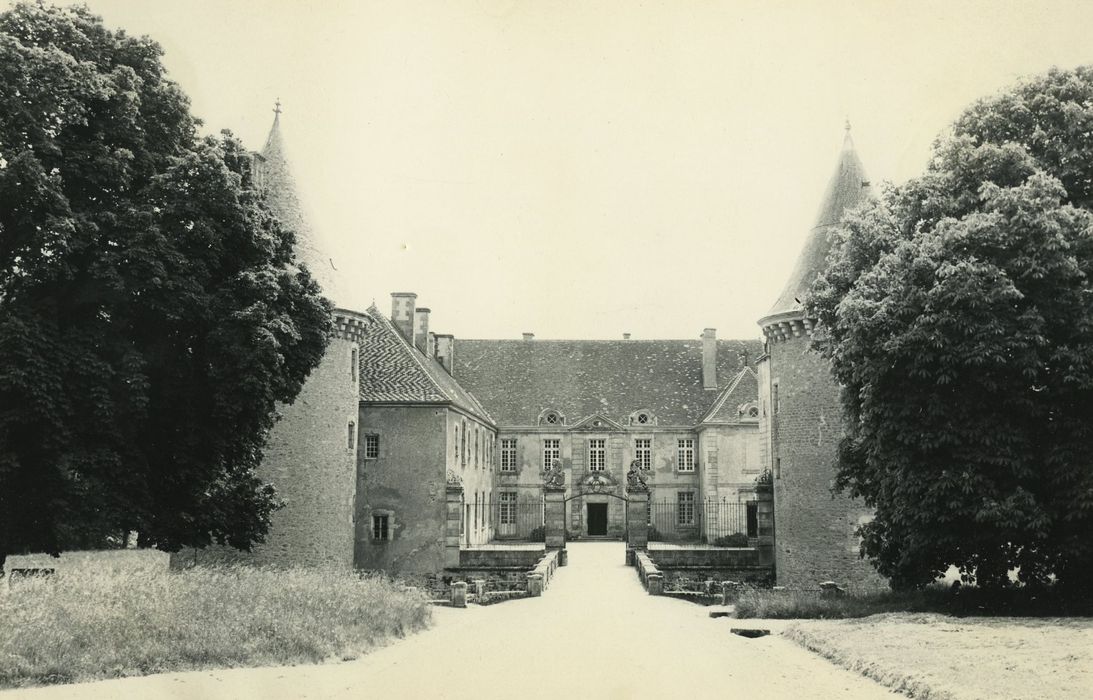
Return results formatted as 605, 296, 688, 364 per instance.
587, 503, 608, 536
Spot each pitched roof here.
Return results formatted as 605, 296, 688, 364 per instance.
358, 306, 494, 425
453, 338, 763, 427
762, 126, 873, 323
260, 108, 346, 304
700, 367, 759, 424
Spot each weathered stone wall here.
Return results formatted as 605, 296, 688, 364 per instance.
355, 405, 447, 573
766, 335, 886, 590
647, 547, 764, 568
459, 548, 544, 568
697, 423, 761, 503
229, 329, 361, 569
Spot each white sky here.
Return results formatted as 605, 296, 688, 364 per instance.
33, 1, 1093, 339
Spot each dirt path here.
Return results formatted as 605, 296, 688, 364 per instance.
5, 543, 899, 699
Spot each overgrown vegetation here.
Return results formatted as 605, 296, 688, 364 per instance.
808, 65, 1093, 591
0, 567, 431, 688
732, 585, 1093, 619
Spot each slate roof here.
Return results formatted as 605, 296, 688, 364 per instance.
453, 338, 763, 427
762, 127, 873, 322
699, 367, 759, 424
260, 109, 346, 304
358, 306, 494, 425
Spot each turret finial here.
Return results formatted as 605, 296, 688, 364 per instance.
844, 117, 851, 132
274, 98, 282, 116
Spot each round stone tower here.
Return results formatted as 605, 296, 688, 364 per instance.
246, 105, 368, 568
756, 125, 886, 591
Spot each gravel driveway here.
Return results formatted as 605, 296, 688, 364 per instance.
4, 542, 898, 699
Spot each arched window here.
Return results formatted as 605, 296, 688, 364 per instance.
347, 421, 356, 450
537, 409, 566, 426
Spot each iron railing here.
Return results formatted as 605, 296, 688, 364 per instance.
485, 496, 545, 541
648, 499, 757, 543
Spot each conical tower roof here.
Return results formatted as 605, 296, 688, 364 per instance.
760, 125, 872, 327
260, 104, 346, 304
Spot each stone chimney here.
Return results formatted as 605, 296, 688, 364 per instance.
702, 328, 717, 390
426, 331, 437, 360
522, 332, 535, 341
414, 308, 430, 354
390, 292, 417, 345
435, 334, 455, 375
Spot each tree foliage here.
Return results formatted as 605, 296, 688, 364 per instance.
808, 67, 1093, 591
0, 3, 332, 564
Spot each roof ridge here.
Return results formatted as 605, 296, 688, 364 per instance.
700, 366, 755, 424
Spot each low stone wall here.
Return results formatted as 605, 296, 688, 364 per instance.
4, 549, 170, 580
459, 547, 545, 569
647, 546, 763, 568
527, 549, 561, 596
634, 551, 664, 595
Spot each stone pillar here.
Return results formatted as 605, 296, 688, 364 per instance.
527, 573, 544, 596
544, 486, 567, 557
756, 485, 774, 567
445, 475, 464, 570
647, 573, 664, 595
451, 581, 467, 608
625, 488, 649, 563
473, 579, 486, 599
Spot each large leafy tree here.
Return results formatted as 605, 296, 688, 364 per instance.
809, 66, 1093, 591
0, 3, 332, 567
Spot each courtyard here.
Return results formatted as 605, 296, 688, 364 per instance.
4, 543, 898, 700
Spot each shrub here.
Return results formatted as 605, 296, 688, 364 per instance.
0, 566, 432, 688
713, 533, 750, 547
527, 526, 545, 542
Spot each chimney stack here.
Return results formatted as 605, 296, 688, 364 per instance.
435, 334, 455, 375
427, 331, 437, 360
702, 328, 717, 390
623, 333, 631, 340
414, 308, 431, 354
390, 292, 417, 345
522, 333, 535, 341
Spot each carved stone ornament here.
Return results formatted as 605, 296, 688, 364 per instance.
544, 459, 566, 488
446, 470, 464, 488
626, 459, 649, 491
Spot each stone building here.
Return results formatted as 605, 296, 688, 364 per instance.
756, 125, 887, 590
187, 109, 888, 590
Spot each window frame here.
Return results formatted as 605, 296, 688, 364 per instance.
677, 491, 695, 526
371, 513, 391, 541
677, 438, 695, 472
500, 438, 517, 472
542, 438, 561, 468
588, 437, 606, 471
634, 437, 652, 470
363, 433, 380, 460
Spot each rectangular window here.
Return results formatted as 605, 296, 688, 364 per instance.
501, 438, 517, 471
350, 347, 358, 383
634, 438, 652, 469
499, 492, 517, 525
364, 434, 379, 459
677, 492, 695, 526
372, 514, 389, 540
588, 438, 606, 471
773, 383, 780, 415
677, 438, 695, 472
475, 429, 480, 468
347, 422, 356, 450
543, 438, 560, 467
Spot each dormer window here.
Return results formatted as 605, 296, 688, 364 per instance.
628, 409, 656, 426
637, 413, 649, 424
538, 409, 565, 426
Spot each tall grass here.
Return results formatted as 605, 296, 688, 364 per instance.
733, 585, 1093, 619
0, 566, 432, 688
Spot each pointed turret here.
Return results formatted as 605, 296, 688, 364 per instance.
759, 124, 872, 338
259, 101, 346, 304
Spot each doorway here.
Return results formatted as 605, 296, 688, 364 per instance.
587, 503, 608, 536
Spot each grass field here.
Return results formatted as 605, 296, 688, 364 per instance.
785, 613, 1093, 699
0, 566, 432, 688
